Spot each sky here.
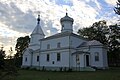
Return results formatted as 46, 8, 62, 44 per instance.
0, 0, 118, 55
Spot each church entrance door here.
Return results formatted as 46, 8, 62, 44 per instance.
86, 55, 89, 66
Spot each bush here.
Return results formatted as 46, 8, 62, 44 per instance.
63, 67, 66, 71
42, 66, 45, 71
67, 68, 72, 72
0, 64, 18, 80
59, 67, 62, 71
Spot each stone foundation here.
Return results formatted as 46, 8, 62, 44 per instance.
21, 65, 97, 71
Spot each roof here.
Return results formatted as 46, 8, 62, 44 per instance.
23, 48, 33, 54
31, 24, 45, 36
77, 40, 103, 48
31, 15, 45, 36
72, 51, 89, 55
41, 31, 87, 41
60, 13, 74, 23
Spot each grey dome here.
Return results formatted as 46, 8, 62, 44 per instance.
60, 13, 74, 23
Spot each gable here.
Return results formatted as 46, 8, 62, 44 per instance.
77, 40, 103, 48
23, 48, 33, 55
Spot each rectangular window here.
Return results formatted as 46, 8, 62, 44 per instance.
57, 42, 61, 48
47, 44, 50, 49
47, 54, 50, 61
37, 56, 39, 62
76, 54, 80, 64
25, 57, 27, 62
57, 53, 61, 61
95, 52, 99, 61
76, 54, 79, 61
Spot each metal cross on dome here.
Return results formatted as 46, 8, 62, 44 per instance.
37, 11, 40, 24
66, 8, 68, 15
66, 8, 68, 13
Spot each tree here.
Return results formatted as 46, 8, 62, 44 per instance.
7, 47, 13, 59
78, 21, 120, 66
78, 20, 109, 45
78, 27, 96, 40
0, 46, 18, 80
15, 36, 30, 57
114, 0, 120, 15
14, 36, 30, 67
108, 24, 120, 66
109, 24, 120, 51
0, 45, 5, 69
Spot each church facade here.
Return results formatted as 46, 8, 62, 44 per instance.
22, 13, 108, 71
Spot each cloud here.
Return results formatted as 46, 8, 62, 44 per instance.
70, 0, 99, 31
105, 0, 117, 6
0, 0, 118, 55
0, 2, 36, 33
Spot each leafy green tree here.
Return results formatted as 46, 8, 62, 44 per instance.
0, 46, 18, 80
114, 0, 120, 15
78, 21, 120, 66
15, 36, 30, 57
78, 20, 109, 45
0, 46, 5, 69
78, 27, 96, 40
108, 24, 120, 66
14, 36, 30, 67
109, 24, 120, 50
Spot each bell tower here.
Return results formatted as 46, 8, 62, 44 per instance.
29, 14, 45, 50
60, 12, 74, 33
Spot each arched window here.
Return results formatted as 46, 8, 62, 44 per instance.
37, 56, 39, 62
46, 54, 50, 61
95, 52, 99, 61
25, 57, 27, 62
76, 54, 80, 64
62, 25, 64, 30
57, 53, 61, 61
57, 42, 61, 48
47, 44, 50, 49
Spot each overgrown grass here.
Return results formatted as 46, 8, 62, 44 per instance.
16, 68, 120, 80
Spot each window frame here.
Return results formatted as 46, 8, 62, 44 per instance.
57, 53, 61, 61
25, 57, 27, 62
37, 55, 39, 62
62, 25, 64, 30
46, 54, 50, 62
47, 44, 50, 49
57, 42, 61, 48
76, 54, 80, 64
95, 52, 99, 61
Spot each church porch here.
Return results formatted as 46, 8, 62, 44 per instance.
72, 51, 95, 71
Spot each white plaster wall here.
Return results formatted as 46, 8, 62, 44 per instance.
80, 54, 85, 67
32, 53, 39, 66
22, 50, 31, 66
72, 54, 85, 68
29, 34, 43, 50
70, 36, 86, 48
61, 21, 73, 32
30, 34, 44, 45
41, 36, 69, 50
90, 46, 104, 67
71, 54, 76, 67
40, 35, 86, 68
102, 48, 108, 67
29, 45, 40, 50
69, 49, 76, 67
40, 50, 70, 67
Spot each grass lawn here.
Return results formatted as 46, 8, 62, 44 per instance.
15, 68, 120, 80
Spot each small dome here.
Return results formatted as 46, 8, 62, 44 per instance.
60, 13, 74, 23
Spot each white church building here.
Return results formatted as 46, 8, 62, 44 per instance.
22, 13, 108, 71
